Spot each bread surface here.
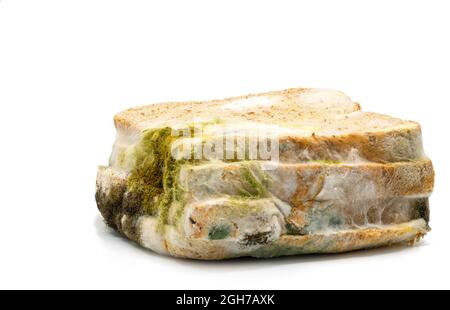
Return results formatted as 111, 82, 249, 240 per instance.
96, 87, 434, 259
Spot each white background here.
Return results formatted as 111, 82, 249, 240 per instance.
0, 0, 449, 289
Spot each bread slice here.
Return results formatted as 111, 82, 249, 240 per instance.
117, 215, 428, 260
96, 87, 434, 259
179, 160, 434, 202
177, 160, 432, 239
97, 160, 432, 249
113, 88, 361, 131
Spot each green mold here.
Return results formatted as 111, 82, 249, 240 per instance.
127, 127, 184, 229
208, 225, 232, 240
235, 162, 271, 199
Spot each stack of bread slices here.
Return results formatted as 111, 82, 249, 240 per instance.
96, 88, 434, 259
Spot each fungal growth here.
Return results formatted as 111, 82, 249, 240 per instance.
96, 87, 434, 259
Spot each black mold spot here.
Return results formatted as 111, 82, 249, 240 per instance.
413, 198, 430, 223
95, 185, 126, 229
240, 231, 272, 246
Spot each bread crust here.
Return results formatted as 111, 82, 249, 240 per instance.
104, 213, 429, 260
113, 88, 361, 131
